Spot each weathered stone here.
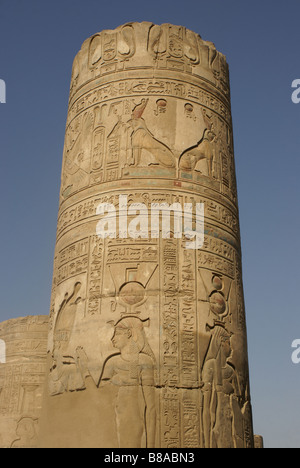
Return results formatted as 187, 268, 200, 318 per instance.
34, 22, 254, 448
0, 316, 49, 448
254, 435, 264, 448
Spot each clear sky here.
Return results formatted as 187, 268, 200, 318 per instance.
0, 0, 299, 448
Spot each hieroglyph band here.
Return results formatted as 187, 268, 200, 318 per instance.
96, 195, 205, 249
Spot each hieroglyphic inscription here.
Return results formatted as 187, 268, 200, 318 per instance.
86, 235, 104, 316
198, 251, 234, 278
182, 391, 200, 448
57, 199, 97, 238
57, 192, 239, 240
162, 388, 180, 449
0, 363, 46, 416
57, 238, 89, 284
107, 242, 158, 264
0, 317, 48, 448
180, 248, 198, 387
234, 251, 246, 331
202, 233, 235, 261
67, 79, 231, 127
179, 249, 200, 447
92, 126, 105, 170
160, 238, 180, 448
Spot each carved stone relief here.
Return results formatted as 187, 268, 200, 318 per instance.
36, 22, 254, 448
61, 111, 94, 198
69, 23, 230, 102
59, 92, 240, 206
0, 316, 48, 448
99, 316, 156, 448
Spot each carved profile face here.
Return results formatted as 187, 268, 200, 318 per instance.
110, 316, 152, 358
16, 418, 36, 439
111, 326, 131, 350
221, 337, 232, 359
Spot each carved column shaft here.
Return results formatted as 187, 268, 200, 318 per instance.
38, 22, 254, 448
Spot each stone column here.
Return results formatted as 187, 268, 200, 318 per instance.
38, 22, 254, 448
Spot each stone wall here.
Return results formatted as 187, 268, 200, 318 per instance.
0, 316, 48, 448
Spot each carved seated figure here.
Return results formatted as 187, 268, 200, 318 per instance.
128, 99, 175, 169
179, 128, 216, 177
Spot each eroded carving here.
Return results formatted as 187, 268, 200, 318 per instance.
89, 24, 136, 68
201, 323, 246, 448
148, 24, 200, 65
0, 316, 48, 448
10, 417, 38, 448
49, 282, 87, 395
61, 112, 94, 197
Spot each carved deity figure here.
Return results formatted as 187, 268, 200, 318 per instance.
49, 283, 87, 395
128, 99, 175, 168
61, 112, 94, 197
100, 317, 156, 448
10, 417, 38, 448
201, 325, 244, 448
180, 128, 216, 176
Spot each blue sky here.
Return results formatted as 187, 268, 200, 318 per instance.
0, 0, 300, 448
